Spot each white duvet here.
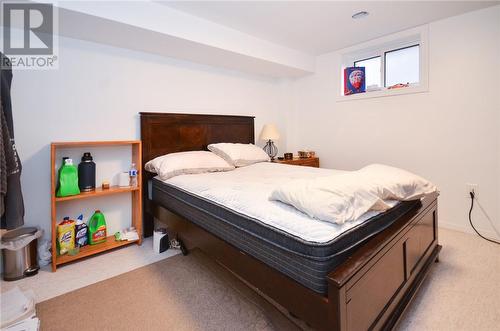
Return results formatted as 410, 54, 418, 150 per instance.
270, 164, 437, 225
162, 162, 400, 244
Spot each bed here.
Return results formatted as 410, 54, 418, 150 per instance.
140, 112, 441, 331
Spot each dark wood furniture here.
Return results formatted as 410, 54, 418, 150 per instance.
273, 156, 319, 168
140, 112, 441, 331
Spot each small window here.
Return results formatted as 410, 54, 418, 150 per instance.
384, 45, 419, 87
339, 26, 428, 100
350, 43, 420, 91
354, 56, 381, 88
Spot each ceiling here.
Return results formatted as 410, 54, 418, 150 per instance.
160, 1, 498, 55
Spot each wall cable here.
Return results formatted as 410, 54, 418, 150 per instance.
468, 191, 500, 245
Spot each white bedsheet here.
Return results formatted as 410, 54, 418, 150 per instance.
162, 162, 398, 244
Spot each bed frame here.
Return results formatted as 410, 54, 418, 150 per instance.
140, 112, 441, 331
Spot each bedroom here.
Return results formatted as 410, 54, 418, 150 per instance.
0, 1, 499, 330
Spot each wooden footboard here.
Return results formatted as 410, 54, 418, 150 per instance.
328, 193, 440, 330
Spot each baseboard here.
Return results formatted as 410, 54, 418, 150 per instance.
439, 221, 500, 242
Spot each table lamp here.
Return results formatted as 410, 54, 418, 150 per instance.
259, 124, 280, 160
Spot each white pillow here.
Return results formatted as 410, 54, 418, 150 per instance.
357, 164, 438, 201
269, 172, 392, 225
145, 151, 234, 180
208, 143, 270, 167
269, 164, 437, 225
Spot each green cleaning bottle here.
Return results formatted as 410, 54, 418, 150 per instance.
56, 158, 80, 197
88, 210, 107, 245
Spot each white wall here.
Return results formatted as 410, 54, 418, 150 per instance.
287, 6, 500, 237
11, 36, 290, 238
10, 5, 500, 241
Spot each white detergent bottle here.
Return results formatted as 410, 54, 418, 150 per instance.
129, 163, 138, 187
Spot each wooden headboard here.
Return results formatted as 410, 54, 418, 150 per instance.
139, 112, 255, 235
140, 112, 255, 166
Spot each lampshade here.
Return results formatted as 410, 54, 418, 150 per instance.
259, 124, 280, 140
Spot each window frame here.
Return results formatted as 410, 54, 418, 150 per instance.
354, 55, 380, 67
383, 43, 420, 88
354, 55, 382, 89
337, 25, 429, 102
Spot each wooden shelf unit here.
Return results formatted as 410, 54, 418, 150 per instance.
56, 236, 139, 266
54, 186, 139, 202
50, 140, 142, 271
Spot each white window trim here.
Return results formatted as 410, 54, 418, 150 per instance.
336, 25, 429, 102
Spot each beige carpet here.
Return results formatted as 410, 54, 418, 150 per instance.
36, 250, 302, 331
396, 229, 500, 330
37, 228, 500, 331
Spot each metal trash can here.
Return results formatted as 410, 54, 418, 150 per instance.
1, 227, 40, 281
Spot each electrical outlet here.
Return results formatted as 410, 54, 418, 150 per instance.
466, 183, 478, 198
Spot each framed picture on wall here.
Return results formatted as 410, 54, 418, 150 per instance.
344, 67, 366, 95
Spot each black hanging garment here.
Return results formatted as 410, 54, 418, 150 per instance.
1, 52, 24, 229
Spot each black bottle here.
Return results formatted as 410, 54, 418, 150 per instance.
78, 152, 96, 192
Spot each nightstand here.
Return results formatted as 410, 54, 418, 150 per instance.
272, 157, 319, 168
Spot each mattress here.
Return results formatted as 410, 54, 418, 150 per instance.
152, 162, 420, 294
